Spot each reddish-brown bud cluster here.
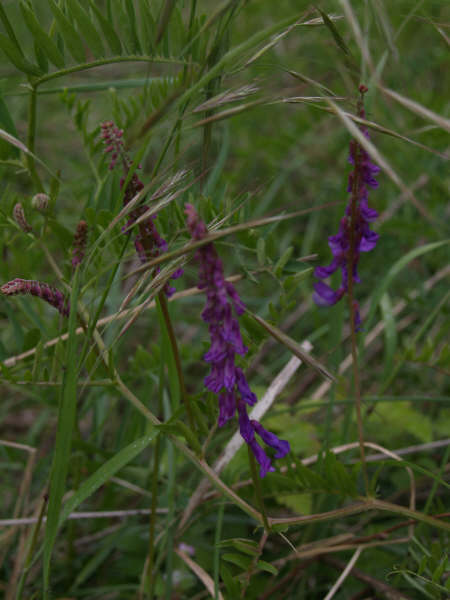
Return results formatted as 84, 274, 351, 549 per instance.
100, 121, 125, 170
72, 220, 88, 268
13, 203, 32, 233
1, 278, 70, 317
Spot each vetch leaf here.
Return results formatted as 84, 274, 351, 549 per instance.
0, 33, 42, 76
34, 39, 49, 73
0, 4, 23, 57
89, 0, 122, 55
222, 553, 253, 570
48, 0, 86, 63
66, 0, 105, 58
257, 560, 278, 575
123, 0, 142, 53
20, 1, 65, 69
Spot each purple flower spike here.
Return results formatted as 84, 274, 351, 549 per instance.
185, 203, 290, 477
313, 85, 380, 329
1, 278, 69, 317
101, 120, 182, 296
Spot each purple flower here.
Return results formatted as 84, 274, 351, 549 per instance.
1, 278, 69, 317
313, 86, 380, 329
185, 203, 290, 477
101, 121, 182, 296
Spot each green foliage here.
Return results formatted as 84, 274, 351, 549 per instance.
0, 1, 448, 598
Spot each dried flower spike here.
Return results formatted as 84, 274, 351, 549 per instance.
185, 203, 290, 477
100, 120, 182, 296
31, 193, 49, 213
1, 278, 69, 317
313, 85, 380, 329
72, 220, 88, 268
13, 203, 32, 233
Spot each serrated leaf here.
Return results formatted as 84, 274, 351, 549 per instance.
257, 560, 278, 575
0, 33, 42, 76
248, 311, 335, 381
66, 0, 104, 58
20, 1, 65, 68
48, 0, 85, 63
89, 0, 122, 55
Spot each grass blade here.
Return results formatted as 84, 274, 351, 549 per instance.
247, 311, 336, 382
43, 269, 81, 597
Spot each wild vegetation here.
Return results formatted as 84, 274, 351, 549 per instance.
0, 1, 448, 598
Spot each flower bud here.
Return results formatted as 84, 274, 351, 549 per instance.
13, 203, 32, 233
31, 193, 50, 213
71, 220, 88, 268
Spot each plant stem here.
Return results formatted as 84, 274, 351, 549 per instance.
146, 435, 161, 599
26, 86, 44, 191
34, 55, 194, 86
247, 447, 270, 531
15, 493, 48, 599
157, 292, 195, 431
347, 91, 369, 495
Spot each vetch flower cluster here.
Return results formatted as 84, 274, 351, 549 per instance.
313, 85, 380, 329
13, 203, 32, 233
71, 220, 88, 268
100, 121, 182, 296
185, 203, 290, 477
1, 278, 69, 317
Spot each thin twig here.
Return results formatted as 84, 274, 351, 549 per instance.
323, 546, 362, 600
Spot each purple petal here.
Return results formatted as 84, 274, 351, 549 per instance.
236, 368, 257, 406
359, 228, 379, 252
218, 390, 236, 427
251, 420, 290, 459
313, 281, 342, 306
247, 438, 275, 478
314, 257, 340, 279
225, 282, 245, 315
237, 398, 254, 443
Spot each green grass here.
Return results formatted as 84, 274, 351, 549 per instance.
0, 1, 449, 598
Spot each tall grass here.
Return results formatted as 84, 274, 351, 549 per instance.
0, 1, 448, 598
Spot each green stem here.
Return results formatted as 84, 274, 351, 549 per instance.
213, 502, 225, 600
34, 55, 194, 86
146, 435, 161, 599
158, 292, 195, 431
247, 448, 270, 531
114, 376, 260, 522
271, 499, 450, 533
26, 86, 44, 191
15, 493, 48, 599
